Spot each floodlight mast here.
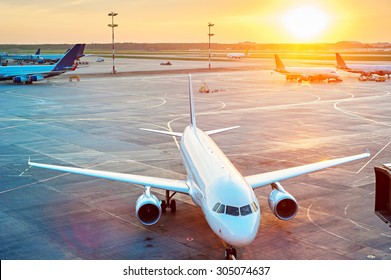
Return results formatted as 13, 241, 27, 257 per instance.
208, 22, 214, 69
108, 12, 118, 74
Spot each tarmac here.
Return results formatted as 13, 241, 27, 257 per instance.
1, 56, 391, 260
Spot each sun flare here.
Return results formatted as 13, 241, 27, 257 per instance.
282, 6, 330, 41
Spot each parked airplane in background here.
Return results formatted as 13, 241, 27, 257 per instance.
0, 44, 85, 84
227, 49, 249, 59
0, 48, 41, 64
0, 46, 83, 64
274, 54, 342, 83
336, 53, 391, 79
37, 48, 77, 64
28, 75, 369, 259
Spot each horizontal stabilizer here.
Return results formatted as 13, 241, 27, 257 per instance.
140, 128, 182, 137
206, 126, 240, 135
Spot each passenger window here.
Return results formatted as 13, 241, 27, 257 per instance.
217, 204, 225, 214
213, 202, 221, 212
240, 205, 252, 216
226, 206, 239, 216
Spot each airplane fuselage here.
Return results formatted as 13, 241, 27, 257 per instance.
0, 64, 58, 80
339, 65, 391, 76
228, 53, 246, 59
284, 67, 338, 77
179, 126, 260, 247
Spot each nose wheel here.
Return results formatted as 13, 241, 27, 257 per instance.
161, 190, 177, 213
225, 246, 237, 260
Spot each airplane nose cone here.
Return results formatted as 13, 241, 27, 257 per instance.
220, 213, 260, 247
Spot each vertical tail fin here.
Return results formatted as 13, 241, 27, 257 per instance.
76, 44, 86, 59
274, 54, 286, 72
188, 74, 197, 130
52, 44, 85, 72
35, 48, 41, 55
335, 53, 347, 69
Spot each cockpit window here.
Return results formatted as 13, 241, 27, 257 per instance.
240, 205, 252, 216
226, 206, 239, 216
212, 201, 259, 216
216, 204, 226, 213
213, 202, 221, 212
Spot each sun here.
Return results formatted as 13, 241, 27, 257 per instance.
282, 6, 330, 41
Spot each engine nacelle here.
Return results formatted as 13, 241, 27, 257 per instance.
28, 75, 44, 82
268, 182, 298, 221
135, 187, 162, 226
13, 76, 28, 83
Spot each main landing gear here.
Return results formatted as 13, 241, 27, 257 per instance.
161, 190, 177, 213
225, 246, 237, 260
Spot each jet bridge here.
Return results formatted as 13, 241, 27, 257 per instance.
374, 164, 391, 228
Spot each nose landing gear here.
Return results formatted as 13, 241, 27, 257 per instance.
225, 246, 237, 260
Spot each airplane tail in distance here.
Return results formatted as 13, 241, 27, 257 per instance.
35, 48, 41, 55
335, 53, 348, 69
274, 54, 286, 72
53, 44, 85, 72
140, 75, 239, 138
245, 49, 249, 55
76, 44, 86, 59
188, 74, 197, 130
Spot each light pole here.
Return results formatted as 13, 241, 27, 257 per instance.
208, 22, 214, 69
108, 12, 118, 74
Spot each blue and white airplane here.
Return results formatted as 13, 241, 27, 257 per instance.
0, 47, 84, 64
0, 44, 85, 84
28, 75, 369, 259
0, 48, 41, 64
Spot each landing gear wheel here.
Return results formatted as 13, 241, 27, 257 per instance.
161, 190, 177, 214
170, 200, 176, 213
225, 247, 237, 260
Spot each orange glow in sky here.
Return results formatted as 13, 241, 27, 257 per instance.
281, 6, 330, 42
0, 0, 390, 44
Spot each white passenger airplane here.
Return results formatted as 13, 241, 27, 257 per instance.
0, 44, 85, 84
227, 49, 249, 59
28, 75, 369, 259
336, 53, 391, 79
274, 54, 342, 83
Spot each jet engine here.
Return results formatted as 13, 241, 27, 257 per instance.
135, 187, 162, 226
13, 76, 28, 83
28, 75, 44, 82
268, 182, 298, 221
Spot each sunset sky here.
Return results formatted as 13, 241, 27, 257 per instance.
1, 0, 390, 44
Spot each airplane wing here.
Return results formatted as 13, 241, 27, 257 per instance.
245, 152, 370, 189
28, 159, 190, 194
